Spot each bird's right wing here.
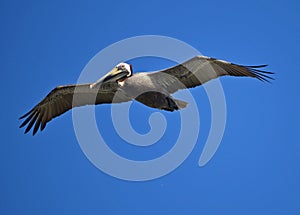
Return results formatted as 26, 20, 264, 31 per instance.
149, 56, 273, 94
19, 83, 131, 135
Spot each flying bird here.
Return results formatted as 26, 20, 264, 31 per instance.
19, 56, 273, 135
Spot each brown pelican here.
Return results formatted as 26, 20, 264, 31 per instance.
19, 56, 273, 135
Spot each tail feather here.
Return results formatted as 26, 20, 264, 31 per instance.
174, 99, 188, 109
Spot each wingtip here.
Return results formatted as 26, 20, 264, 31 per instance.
33, 126, 38, 136
19, 119, 30, 128
24, 129, 30, 134
245, 65, 274, 83
32, 130, 37, 136
19, 109, 33, 119
25, 127, 31, 134
21, 125, 38, 136
248, 64, 268, 68
40, 123, 46, 131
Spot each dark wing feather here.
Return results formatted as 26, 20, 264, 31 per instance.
19, 83, 131, 135
149, 56, 274, 94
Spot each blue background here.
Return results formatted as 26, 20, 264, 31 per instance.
1, 0, 299, 214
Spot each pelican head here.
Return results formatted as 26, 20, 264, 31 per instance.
90, 63, 132, 88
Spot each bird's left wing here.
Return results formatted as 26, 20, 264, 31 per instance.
19, 83, 131, 135
148, 56, 274, 94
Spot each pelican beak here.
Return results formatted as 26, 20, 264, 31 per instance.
90, 66, 128, 89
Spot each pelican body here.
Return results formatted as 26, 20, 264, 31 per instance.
19, 56, 273, 135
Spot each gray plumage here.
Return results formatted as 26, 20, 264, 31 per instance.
19, 56, 273, 135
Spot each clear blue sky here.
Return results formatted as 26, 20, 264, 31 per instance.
1, 0, 300, 214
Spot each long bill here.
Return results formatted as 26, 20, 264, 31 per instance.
90, 67, 126, 89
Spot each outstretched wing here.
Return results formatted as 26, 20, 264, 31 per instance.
19, 83, 131, 135
149, 56, 274, 94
